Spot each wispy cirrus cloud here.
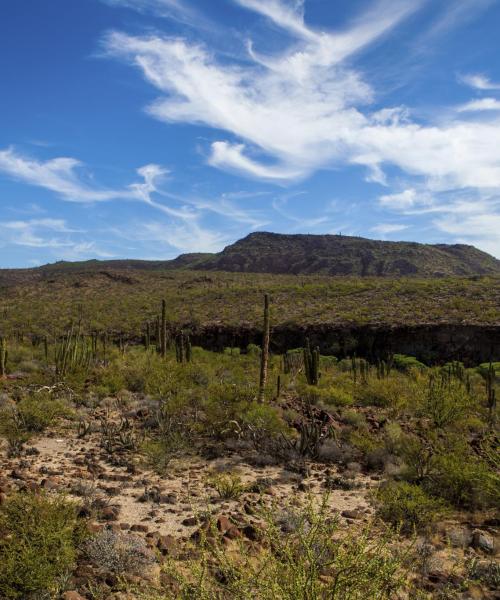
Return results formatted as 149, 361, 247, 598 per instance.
0, 147, 259, 256
0, 219, 116, 261
457, 98, 500, 112
104, 0, 500, 196
459, 73, 500, 91
371, 223, 408, 236
100, 0, 208, 29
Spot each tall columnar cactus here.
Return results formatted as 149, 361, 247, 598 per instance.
185, 334, 192, 362
175, 331, 188, 363
155, 316, 161, 354
160, 299, 167, 358
144, 322, 151, 351
304, 338, 320, 386
0, 337, 7, 378
258, 293, 270, 403
485, 362, 497, 421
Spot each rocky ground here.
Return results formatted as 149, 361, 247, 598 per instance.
1, 402, 498, 599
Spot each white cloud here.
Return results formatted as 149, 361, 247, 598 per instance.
459, 73, 500, 91
104, 1, 500, 194
371, 223, 408, 235
379, 189, 418, 209
100, 0, 207, 28
0, 147, 180, 211
433, 212, 500, 257
457, 98, 500, 112
0, 218, 79, 249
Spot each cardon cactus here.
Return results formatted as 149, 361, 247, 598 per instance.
0, 337, 7, 378
304, 338, 319, 386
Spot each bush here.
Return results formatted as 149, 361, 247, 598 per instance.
164, 497, 408, 599
393, 354, 427, 373
207, 471, 245, 499
374, 481, 447, 534
420, 377, 469, 428
84, 529, 156, 575
424, 450, 499, 510
0, 492, 83, 599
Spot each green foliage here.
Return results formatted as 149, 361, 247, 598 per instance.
0, 392, 69, 448
393, 354, 427, 372
374, 481, 447, 534
0, 492, 84, 599
207, 471, 245, 499
420, 375, 470, 428
164, 496, 407, 599
424, 446, 499, 510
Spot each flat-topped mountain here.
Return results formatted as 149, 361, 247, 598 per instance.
197, 232, 500, 277
2, 232, 500, 280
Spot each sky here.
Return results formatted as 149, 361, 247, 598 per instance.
1, 0, 500, 267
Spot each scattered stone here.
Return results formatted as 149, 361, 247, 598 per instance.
341, 509, 362, 520
62, 591, 87, 600
471, 530, 495, 554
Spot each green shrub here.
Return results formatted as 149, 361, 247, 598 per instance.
393, 354, 427, 373
0, 492, 84, 599
374, 481, 447, 534
0, 393, 69, 447
207, 471, 245, 499
355, 377, 409, 409
420, 377, 469, 428
164, 496, 408, 599
424, 450, 499, 510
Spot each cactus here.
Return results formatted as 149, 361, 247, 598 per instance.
0, 337, 7, 378
258, 293, 271, 402
283, 350, 303, 376
54, 326, 94, 377
485, 362, 497, 422
155, 316, 161, 354
185, 334, 192, 362
304, 338, 320, 385
144, 322, 151, 351
160, 299, 167, 358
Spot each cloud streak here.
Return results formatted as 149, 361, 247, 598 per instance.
103, 0, 500, 197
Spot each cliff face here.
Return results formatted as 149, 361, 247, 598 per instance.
189, 323, 500, 365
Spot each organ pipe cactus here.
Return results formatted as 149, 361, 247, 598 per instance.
304, 338, 320, 386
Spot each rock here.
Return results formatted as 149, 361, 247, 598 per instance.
224, 526, 242, 539
157, 534, 179, 557
182, 516, 198, 527
41, 476, 59, 490
216, 516, 232, 534
101, 506, 120, 521
341, 509, 362, 520
471, 530, 495, 554
63, 592, 87, 600
10, 469, 26, 480
446, 526, 473, 548
130, 523, 148, 533
242, 523, 262, 541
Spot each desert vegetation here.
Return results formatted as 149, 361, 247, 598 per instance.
0, 292, 498, 599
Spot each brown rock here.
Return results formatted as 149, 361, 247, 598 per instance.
216, 516, 232, 534
157, 534, 179, 556
63, 591, 87, 600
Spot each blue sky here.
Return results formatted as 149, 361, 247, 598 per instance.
1, 0, 500, 267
